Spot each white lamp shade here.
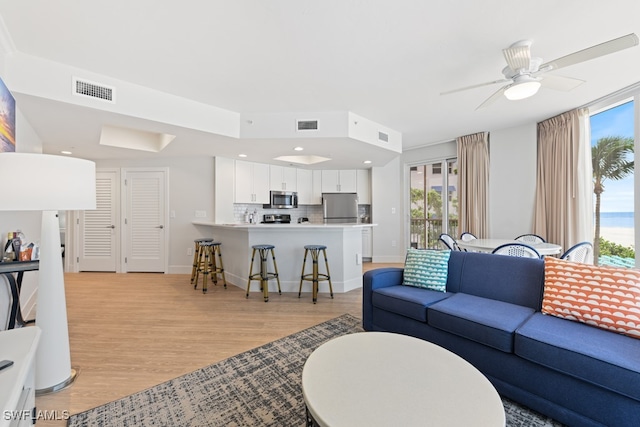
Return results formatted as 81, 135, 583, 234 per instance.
0, 153, 96, 211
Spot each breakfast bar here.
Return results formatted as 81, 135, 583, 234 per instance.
192, 222, 375, 294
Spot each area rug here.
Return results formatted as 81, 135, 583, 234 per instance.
67, 314, 563, 426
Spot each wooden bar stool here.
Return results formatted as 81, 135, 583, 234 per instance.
246, 244, 281, 302
194, 241, 227, 293
298, 245, 333, 304
191, 238, 213, 285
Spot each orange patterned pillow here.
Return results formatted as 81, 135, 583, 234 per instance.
542, 257, 640, 339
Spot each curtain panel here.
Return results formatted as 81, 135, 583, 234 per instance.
534, 108, 593, 254
456, 132, 490, 238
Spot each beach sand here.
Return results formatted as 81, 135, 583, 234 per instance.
600, 227, 635, 248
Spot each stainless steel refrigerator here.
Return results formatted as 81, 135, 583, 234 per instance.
323, 193, 359, 223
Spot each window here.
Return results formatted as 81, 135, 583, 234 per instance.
590, 100, 635, 267
409, 159, 458, 249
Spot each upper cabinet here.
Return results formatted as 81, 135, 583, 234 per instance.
296, 169, 322, 205
234, 160, 270, 204
357, 169, 371, 204
269, 165, 297, 192
321, 170, 357, 193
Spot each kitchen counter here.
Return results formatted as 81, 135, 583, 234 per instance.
192, 222, 376, 294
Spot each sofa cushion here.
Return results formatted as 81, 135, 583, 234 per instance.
516, 312, 640, 401
402, 248, 450, 291
428, 293, 535, 353
542, 257, 640, 339
372, 286, 452, 322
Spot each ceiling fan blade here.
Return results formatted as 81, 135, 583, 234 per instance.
540, 74, 585, 91
440, 78, 510, 96
541, 33, 639, 72
476, 86, 506, 110
502, 41, 531, 71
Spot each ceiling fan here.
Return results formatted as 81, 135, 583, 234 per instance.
441, 33, 639, 109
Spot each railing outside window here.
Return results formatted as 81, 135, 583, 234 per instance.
410, 218, 458, 249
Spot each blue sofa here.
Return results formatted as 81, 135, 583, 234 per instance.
363, 250, 640, 427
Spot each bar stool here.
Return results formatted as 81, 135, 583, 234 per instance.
194, 241, 227, 293
298, 245, 333, 304
246, 244, 281, 302
191, 238, 213, 285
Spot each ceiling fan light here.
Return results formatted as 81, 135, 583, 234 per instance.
504, 80, 541, 100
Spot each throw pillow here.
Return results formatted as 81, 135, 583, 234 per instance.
402, 248, 451, 292
542, 257, 640, 339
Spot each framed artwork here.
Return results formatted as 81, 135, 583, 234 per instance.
0, 76, 15, 153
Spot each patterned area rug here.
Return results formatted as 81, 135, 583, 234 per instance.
67, 314, 563, 426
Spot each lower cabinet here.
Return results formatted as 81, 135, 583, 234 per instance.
362, 228, 372, 259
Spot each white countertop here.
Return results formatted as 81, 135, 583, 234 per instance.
193, 221, 376, 229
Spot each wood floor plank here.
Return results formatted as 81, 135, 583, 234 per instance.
34, 262, 401, 426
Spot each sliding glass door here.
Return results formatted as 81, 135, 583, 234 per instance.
409, 159, 458, 249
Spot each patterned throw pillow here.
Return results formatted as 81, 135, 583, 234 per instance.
402, 249, 451, 292
542, 257, 640, 339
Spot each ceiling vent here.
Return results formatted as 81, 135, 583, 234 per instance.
72, 77, 115, 103
378, 131, 389, 142
296, 119, 319, 131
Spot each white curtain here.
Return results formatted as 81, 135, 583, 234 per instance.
534, 108, 593, 254
457, 132, 490, 238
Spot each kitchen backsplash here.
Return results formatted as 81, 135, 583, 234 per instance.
233, 204, 371, 224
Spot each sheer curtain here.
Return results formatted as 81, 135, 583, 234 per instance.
534, 108, 593, 254
457, 132, 490, 238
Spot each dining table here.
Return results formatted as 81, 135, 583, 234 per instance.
456, 238, 562, 256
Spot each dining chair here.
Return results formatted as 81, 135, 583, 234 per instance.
460, 232, 477, 242
560, 242, 594, 264
492, 243, 541, 258
438, 233, 460, 251
514, 234, 546, 244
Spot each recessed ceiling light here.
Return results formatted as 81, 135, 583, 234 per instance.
294, 147, 304, 151
61, 151, 72, 155
363, 160, 372, 164
238, 154, 247, 158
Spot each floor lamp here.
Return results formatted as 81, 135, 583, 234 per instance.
0, 152, 96, 394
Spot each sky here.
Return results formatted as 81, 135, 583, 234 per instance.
590, 100, 634, 213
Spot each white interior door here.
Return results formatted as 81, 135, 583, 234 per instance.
124, 169, 167, 272
79, 170, 119, 271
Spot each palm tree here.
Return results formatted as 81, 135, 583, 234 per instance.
592, 136, 634, 262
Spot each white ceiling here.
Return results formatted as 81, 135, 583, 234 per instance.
1, 1, 640, 168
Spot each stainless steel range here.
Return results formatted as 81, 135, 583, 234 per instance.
261, 214, 291, 224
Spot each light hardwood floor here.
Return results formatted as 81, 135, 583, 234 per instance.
34, 262, 402, 426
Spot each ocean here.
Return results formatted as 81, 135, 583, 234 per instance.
598, 212, 634, 228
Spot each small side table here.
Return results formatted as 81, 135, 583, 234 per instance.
0, 326, 41, 427
0, 260, 39, 329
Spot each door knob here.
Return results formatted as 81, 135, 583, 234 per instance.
106, 225, 115, 229
156, 225, 164, 229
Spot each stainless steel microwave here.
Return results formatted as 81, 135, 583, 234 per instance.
264, 190, 298, 209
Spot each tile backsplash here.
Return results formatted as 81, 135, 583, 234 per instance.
233, 204, 370, 224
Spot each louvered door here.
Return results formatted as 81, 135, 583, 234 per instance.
124, 169, 167, 272
79, 170, 118, 271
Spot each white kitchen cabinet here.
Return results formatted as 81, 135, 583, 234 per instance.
269, 165, 297, 192
321, 170, 357, 193
297, 169, 323, 205
234, 160, 270, 204
362, 227, 372, 259
357, 169, 371, 204
312, 170, 323, 204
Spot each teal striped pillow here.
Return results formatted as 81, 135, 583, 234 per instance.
402, 249, 451, 292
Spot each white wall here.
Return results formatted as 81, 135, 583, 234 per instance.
95, 156, 215, 274
489, 124, 537, 238
371, 157, 405, 263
